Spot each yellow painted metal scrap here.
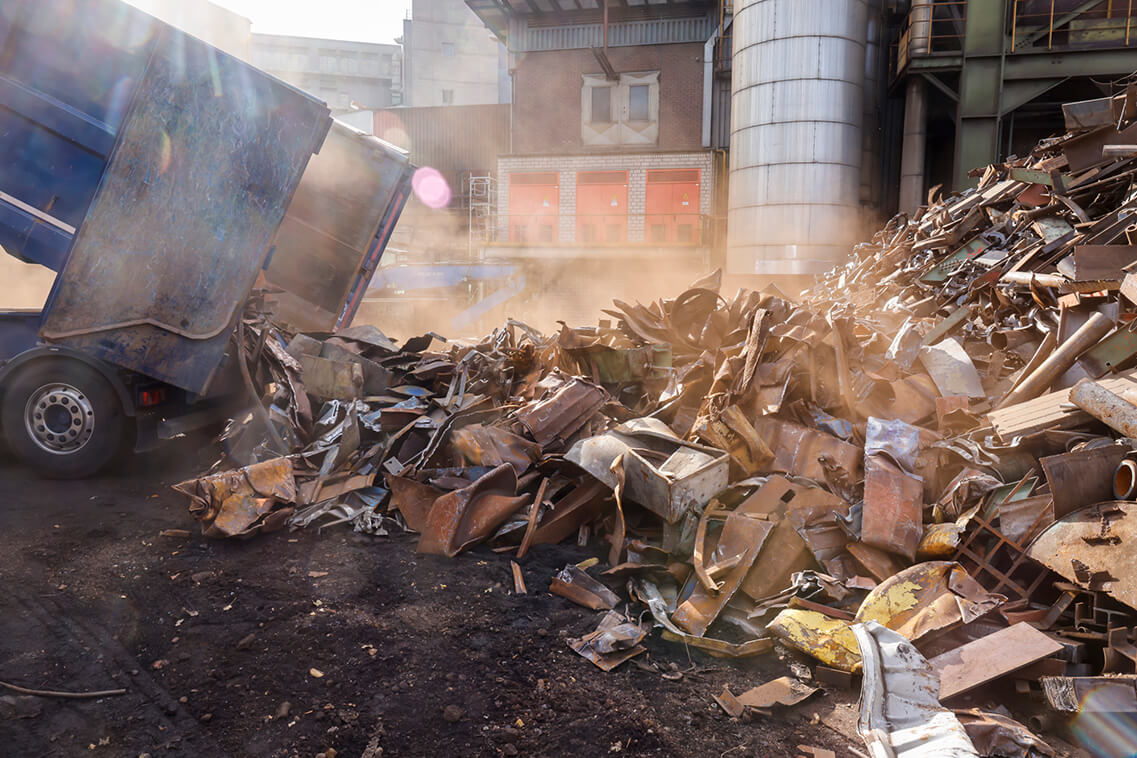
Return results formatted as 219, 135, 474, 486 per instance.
767, 609, 863, 672
767, 562, 1005, 672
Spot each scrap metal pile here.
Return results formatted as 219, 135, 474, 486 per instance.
177, 91, 1137, 755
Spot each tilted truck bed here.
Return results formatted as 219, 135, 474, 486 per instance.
0, 0, 412, 396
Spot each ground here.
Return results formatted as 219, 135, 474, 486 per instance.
0, 438, 863, 757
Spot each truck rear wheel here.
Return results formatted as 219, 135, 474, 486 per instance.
2, 359, 126, 479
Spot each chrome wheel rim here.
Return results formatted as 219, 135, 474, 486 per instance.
24, 383, 95, 454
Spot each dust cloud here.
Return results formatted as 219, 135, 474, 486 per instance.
359, 251, 738, 343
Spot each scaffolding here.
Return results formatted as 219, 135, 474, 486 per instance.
467, 173, 497, 259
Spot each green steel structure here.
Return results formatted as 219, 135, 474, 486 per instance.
894, 0, 1137, 194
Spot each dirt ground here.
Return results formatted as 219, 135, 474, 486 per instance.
0, 437, 871, 757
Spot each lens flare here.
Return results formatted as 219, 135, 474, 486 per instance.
412, 167, 451, 210
1070, 687, 1137, 757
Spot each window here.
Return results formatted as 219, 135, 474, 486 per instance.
629, 84, 650, 121
590, 86, 612, 124
581, 72, 659, 147
441, 89, 454, 104
441, 42, 455, 58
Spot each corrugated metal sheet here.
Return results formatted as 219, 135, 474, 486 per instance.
521, 16, 715, 51
373, 104, 510, 180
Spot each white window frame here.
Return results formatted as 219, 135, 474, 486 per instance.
581, 71, 660, 147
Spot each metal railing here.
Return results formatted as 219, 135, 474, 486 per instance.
1011, 0, 1137, 50
492, 211, 712, 247
896, 0, 968, 72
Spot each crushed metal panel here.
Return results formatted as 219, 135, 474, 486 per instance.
1077, 326, 1137, 378
852, 621, 980, 757
735, 676, 818, 709
530, 480, 611, 546
1026, 501, 1137, 612
1041, 675, 1137, 712
451, 423, 539, 474
1040, 445, 1128, 519
550, 563, 620, 610
861, 454, 923, 562
955, 709, 1058, 758
854, 561, 1006, 643
515, 376, 607, 448
752, 416, 863, 483
672, 512, 773, 637
695, 404, 775, 474
928, 622, 1064, 700
997, 495, 1054, 545
567, 611, 646, 671
299, 354, 364, 400
768, 608, 863, 672
174, 457, 296, 538
417, 464, 528, 557
385, 475, 443, 533
743, 517, 817, 601
919, 338, 986, 399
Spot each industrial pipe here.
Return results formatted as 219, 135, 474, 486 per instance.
1115, 458, 1137, 500
909, 0, 933, 55
999, 271, 1070, 288
898, 77, 927, 215
998, 313, 1115, 407
900, 0, 933, 218
1070, 378, 1137, 438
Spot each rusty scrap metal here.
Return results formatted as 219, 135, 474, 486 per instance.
1070, 377, 1137, 438
861, 454, 923, 562
164, 104, 1137, 726
999, 312, 1115, 408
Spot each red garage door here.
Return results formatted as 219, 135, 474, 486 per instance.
645, 169, 701, 244
509, 172, 559, 243
576, 171, 628, 244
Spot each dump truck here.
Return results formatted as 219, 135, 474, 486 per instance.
0, 0, 414, 477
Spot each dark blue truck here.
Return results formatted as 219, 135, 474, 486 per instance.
0, 0, 413, 477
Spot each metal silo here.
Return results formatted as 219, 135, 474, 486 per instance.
728, 0, 870, 276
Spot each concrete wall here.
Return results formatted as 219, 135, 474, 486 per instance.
405, 0, 504, 107
512, 43, 705, 155
251, 34, 401, 113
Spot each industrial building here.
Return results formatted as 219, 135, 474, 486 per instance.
401, 0, 510, 107
436, 0, 1137, 285
250, 33, 403, 115
466, 0, 723, 281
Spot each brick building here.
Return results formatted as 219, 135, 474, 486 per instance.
466, 0, 722, 270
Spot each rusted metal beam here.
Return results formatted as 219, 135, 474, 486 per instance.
1070, 377, 1137, 437
998, 311, 1114, 407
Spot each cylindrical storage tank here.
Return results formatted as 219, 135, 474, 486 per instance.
861, 0, 884, 211
728, 0, 869, 276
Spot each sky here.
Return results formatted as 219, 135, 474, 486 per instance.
209, 0, 413, 45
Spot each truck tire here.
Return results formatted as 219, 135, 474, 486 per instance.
2, 359, 126, 478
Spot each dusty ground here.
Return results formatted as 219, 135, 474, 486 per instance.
0, 437, 867, 757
